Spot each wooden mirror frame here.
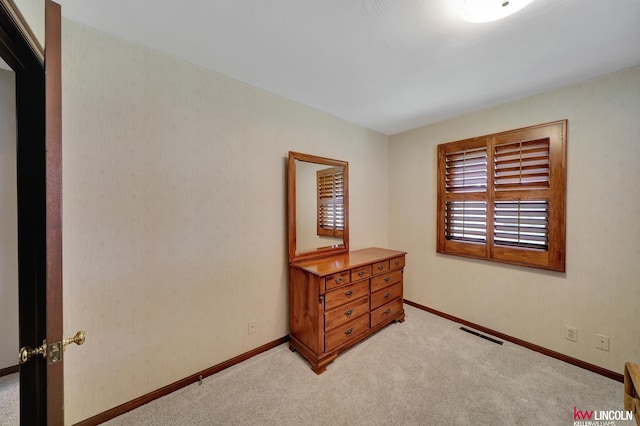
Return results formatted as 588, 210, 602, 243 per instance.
288, 151, 349, 263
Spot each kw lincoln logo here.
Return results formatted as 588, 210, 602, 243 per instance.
573, 406, 634, 425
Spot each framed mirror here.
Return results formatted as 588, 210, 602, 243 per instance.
288, 151, 349, 263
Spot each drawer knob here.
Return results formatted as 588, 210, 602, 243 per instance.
384, 276, 391, 283
377, 265, 384, 270
344, 309, 354, 316
334, 276, 343, 284
344, 290, 353, 297
344, 328, 354, 335
394, 260, 400, 266
384, 308, 391, 315
358, 270, 365, 277
384, 292, 391, 299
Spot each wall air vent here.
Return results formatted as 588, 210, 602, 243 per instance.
460, 327, 504, 345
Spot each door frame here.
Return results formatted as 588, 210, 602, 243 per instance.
45, 1, 63, 423
0, 1, 63, 424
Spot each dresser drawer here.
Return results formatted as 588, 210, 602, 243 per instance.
370, 298, 403, 327
325, 295, 369, 332
372, 260, 389, 275
325, 271, 351, 291
325, 280, 369, 311
350, 265, 371, 282
370, 282, 402, 311
325, 313, 370, 352
370, 269, 403, 293
390, 256, 405, 270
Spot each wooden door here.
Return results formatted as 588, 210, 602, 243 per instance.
0, 0, 63, 424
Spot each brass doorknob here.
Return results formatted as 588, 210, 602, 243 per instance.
19, 331, 85, 365
18, 341, 47, 364
63, 330, 85, 349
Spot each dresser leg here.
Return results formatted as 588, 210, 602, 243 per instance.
311, 364, 327, 375
288, 343, 296, 352
310, 354, 337, 375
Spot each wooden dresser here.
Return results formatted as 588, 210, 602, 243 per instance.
625, 362, 640, 425
289, 247, 406, 373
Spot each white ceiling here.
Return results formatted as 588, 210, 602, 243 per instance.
56, 0, 640, 135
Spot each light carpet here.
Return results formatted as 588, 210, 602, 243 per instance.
0, 372, 18, 426
103, 305, 632, 425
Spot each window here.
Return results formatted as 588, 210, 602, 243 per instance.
437, 120, 567, 271
317, 167, 344, 238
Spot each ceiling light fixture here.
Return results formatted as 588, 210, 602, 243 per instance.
460, 0, 536, 23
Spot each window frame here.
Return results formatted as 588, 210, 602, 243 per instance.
436, 120, 567, 272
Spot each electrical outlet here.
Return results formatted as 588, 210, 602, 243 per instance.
248, 320, 256, 335
596, 334, 609, 351
565, 325, 577, 342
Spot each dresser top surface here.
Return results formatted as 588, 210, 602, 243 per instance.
290, 247, 406, 276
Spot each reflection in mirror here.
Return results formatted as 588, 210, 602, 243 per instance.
295, 161, 343, 254
288, 152, 349, 263
315, 166, 344, 239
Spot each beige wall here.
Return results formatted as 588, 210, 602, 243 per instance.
59, 12, 639, 425
61, 20, 389, 424
389, 67, 640, 375
0, 69, 18, 371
